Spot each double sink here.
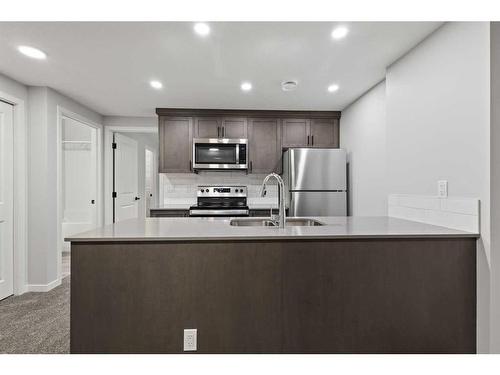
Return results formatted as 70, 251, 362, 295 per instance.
230, 217, 324, 227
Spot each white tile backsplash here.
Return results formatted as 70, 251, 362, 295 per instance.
160, 172, 278, 202
388, 194, 479, 233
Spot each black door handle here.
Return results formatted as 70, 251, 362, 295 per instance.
134, 197, 140, 201
217, 126, 220, 137
91, 199, 95, 204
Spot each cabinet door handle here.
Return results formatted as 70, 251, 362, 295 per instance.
217, 126, 220, 137
222, 126, 225, 138
311, 135, 314, 146
189, 160, 192, 171
250, 161, 253, 173
307, 135, 310, 145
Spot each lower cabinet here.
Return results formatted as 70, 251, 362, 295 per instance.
149, 209, 189, 217
249, 209, 286, 217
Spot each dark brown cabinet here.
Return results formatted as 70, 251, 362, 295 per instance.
156, 109, 341, 174
281, 118, 310, 147
194, 117, 247, 138
248, 118, 281, 174
222, 117, 247, 138
149, 209, 189, 217
309, 118, 339, 147
282, 118, 339, 148
159, 117, 193, 173
195, 117, 222, 138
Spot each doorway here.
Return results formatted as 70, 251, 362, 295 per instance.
110, 130, 158, 223
113, 133, 139, 222
60, 116, 99, 253
0, 100, 14, 300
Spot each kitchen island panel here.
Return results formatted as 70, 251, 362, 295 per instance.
281, 238, 476, 353
71, 241, 283, 354
71, 237, 476, 354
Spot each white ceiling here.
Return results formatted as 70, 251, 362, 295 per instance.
0, 22, 442, 116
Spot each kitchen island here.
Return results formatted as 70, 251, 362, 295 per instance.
67, 216, 478, 354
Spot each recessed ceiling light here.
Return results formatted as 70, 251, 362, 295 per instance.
194, 23, 210, 36
282, 81, 298, 91
150, 80, 163, 89
331, 26, 349, 40
17, 45, 47, 59
241, 82, 252, 92
327, 84, 339, 93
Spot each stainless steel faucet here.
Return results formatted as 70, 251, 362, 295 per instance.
260, 173, 286, 228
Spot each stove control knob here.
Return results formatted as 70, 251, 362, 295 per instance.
240, 189, 244, 193
205, 189, 209, 193
200, 189, 204, 193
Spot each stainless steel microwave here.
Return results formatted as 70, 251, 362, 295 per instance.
192, 138, 248, 170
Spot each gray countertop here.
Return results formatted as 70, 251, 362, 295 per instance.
65, 216, 479, 243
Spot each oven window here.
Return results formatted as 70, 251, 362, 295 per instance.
195, 144, 237, 164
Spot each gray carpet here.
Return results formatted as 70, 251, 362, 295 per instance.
0, 275, 70, 354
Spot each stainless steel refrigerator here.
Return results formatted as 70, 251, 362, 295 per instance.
282, 148, 347, 216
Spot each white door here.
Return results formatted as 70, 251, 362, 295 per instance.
0, 101, 14, 300
61, 117, 98, 251
145, 148, 155, 217
114, 133, 139, 222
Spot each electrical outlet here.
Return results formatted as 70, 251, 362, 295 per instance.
437, 180, 448, 198
183, 329, 197, 351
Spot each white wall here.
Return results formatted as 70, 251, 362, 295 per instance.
104, 116, 157, 128
28, 87, 103, 288
0, 73, 28, 101
489, 21, 500, 354
341, 81, 387, 216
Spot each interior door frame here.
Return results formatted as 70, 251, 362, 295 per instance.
0, 90, 28, 295
144, 146, 158, 217
56, 106, 103, 278
104, 126, 157, 225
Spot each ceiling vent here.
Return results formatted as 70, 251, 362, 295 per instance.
281, 80, 298, 91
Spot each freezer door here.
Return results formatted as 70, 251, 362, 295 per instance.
290, 191, 347, 217
289, 148, 346, 191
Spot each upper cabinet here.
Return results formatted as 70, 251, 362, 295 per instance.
282, 117, 339, 148
309, 118, 339, 147
281, 118, 310, 147
156, 109, 341, 173
194, 116, 247, 138
159, 117, 193, 173
248, 118, 281, 174
221, 117, 247, 138
195, 117, 222, 138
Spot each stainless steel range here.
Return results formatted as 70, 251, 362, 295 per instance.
189, 186, 249, 217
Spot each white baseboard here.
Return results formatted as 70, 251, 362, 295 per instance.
27, 278, 61, 292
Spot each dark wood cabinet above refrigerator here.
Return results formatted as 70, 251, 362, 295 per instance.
156, 108, 341, 173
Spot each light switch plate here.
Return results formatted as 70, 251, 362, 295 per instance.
437, 180, 448, 198
184, 329, 197, 351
